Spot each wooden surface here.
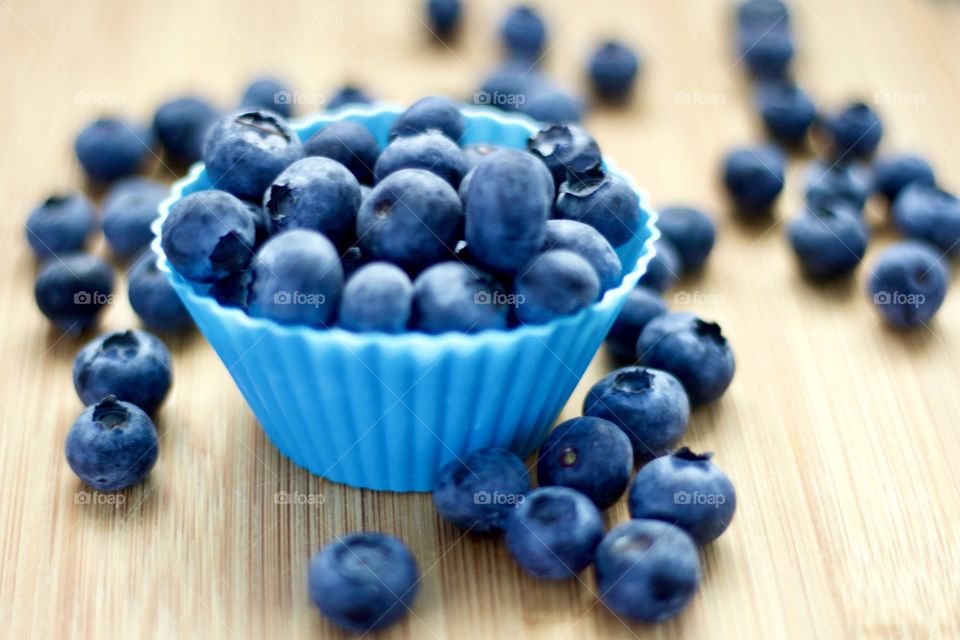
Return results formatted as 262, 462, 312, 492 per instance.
2, 0, 960, 638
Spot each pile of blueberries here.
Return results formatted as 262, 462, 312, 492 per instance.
723, 0, 955, 328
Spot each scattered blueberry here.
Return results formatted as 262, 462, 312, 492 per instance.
309, 532, 420, 633
34, 254, 114, 332
338, 262, 414, 333
583, 366, 690, 459
736, 0, 791, 32
628, 447, 737, 545
263, 156, 362, 248
160, 189, 256, 283
248, 229, 343, 327
804, 160, 871, 213
357, 168, 463, 273
326, 84, 373, 110
605, 287, 667, 362
239, 75, 293, 118
102, 177, 168, 258
872, 153, 936, 202
656, 206, 716, 272
25, 193, 96, 259
527, 123, 602, 187
892, 183, 960, 256
722, 145, 785, 214
542, 219, 622, 293
637, 312, 736, 406
412, 262, 509, 333
867, 240, 949, 328
514, 250, 600, 324
374, 130, 466, 187
521, 87, 584, 124
754, 80, 817, 145
303, 120, 380, 185
504, 486, 603, 579
465, 149, 552, 274
596, 519, 701, 622
501, 5, 547, 59
152, 96, 219, 165
786, 203, 868, 279
740, 29, 794, 79
477, 61, 548, 114
389, 96, 465, 142
555, 167, 641, 248
202, 110, 304, 201
823, 101, 884, 159
536, 417, 633, 509
426, 0, 461, 37
588, 41, 640, 101
65, 396, 159, 492
638, 239, 681, 292
75, 117, 154, 183
73, 329, 172, 415
128, 252, 191, 332
433, 447, 531, 532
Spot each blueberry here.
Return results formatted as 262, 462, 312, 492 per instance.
412, 262, 509, 333
161, 190, 256, 283
477, 61, 549, 114
374, 131, 466, 190
433, 447, 531, 532
248, 229, 343, 327
536, 417, 633, 509
338, 262, 414, 333
34, 254, 114, 332
872, 153, 936, 202
326, 84, 373, 110
501, 5, 547, 59
75, 117, 154, 183
656, 206, 716, 271
389, 96, 465, 142
128, 252, 191, 332
73, 329, 172, 414
638, 239, 681, 292
786, 203, 868, 279
605, 287, 667, 362
596, 519, 701, 622
304, 120, 380, 185
722, 145, 785, 213
520, 87, 585, 124
357, 169, 463, 272
628, 447, 737, 545
542, 219, 622, 293
152, 96, 219, 165
754, 80, 817, 145
867, 240, 949, 328
462, 143, 503, 170
25, 193, 96, 259
504, 486, 602, 579
588, 41, 641, 101
210, 269, 254, 309
637, 312, 736, 406
583, 366, 689, 459
804, 161, 871, 213
239, 75, 293, 118
65, 396, 159, 492
892, 183, 960, 256
515, 250, 600, 324
102, 177, 168, 258
308, 532, 420, 633
465, 149, 552, 274
202, 110, 304, 201
527, 123, 602, 187
263, 157, 361, 248
426, 0, 461, 36
823, 101, 884, 159
555, 167, 641, 248
736, 0, 791, 31
739, 28, 794, 79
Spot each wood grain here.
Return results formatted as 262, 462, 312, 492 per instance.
2, 0, 960, 638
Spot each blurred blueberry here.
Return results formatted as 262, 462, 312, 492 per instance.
754, 81, 816, 145
128, 252, 191, 332
521, 86, 584, 124
867, 240, 948, 328
638, 239, 681, 292
892, 183, 960, 256
389, 95, 465, 142
823, 101, 884, 159
872, 153, 936, 202
426, 0, 461, 37
75, 117, 154, 183
152, 96, 218, 165
804, 160, 871, 213
501, 5, 547, 59
739, 28, 794, 79
25, 193, 96, 259
34, 254, 114, 333
605, 287, 667, 362
786, 203, 868, 279
239, 76, 293, 117
102, 177, 168, 258
656, 206, 716, 272
722, 145, 785, 213
588, 41, 641, 101
433, 447, 531, 531
326, 84, 373, 110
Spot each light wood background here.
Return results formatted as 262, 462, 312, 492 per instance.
2, 0, 960, 638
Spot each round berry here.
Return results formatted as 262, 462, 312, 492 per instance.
34, 254, 114, 333
433, 448, 531, 532
25, 193, 96, 259
867, 241, 948, 328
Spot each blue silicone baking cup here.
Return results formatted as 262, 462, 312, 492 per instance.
151, 104, 659, 492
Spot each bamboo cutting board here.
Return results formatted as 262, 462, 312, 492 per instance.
2, 0, 959, 637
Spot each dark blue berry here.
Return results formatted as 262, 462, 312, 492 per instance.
542, 219, 622, 293
239, 76, 293, 118
656, 206, 716, 272
754, 80, 816, 145
867, 240, 948, 328
892, 183, 960, 256
152, 96, 219, 165
872, 153, 936, 202
128, 252, 191, 333
34, 254, 114, 332
389, 96, 465, 142
338, 262, 413, 333
638, 239, 681, 292
102, 177, 168, 258
25, 193, 96, 259
740, 29, 794, 79
303, 120, 380, 185
515, 250, 600, 324
520, 87, 584, 124
786, 203, 868, 279
823, 101, 884, 159
527, 123, 601, 187
476, 61, 549, 113
412, 262, 509, 333
736, 0, 791, 32
433, 447, 531, 532
605, 287, 667, 362
374, 130, 466, 187
804, 161, 871, 213
722, 145, 785, 213
75, 117, 154, 183
589, 41, 640, 100
556, 167, 641, 248
426, 0, 461, 37
326, 85, 372, 110
501, 5, 547, 59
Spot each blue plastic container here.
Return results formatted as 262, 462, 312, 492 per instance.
151, 104, 658, 492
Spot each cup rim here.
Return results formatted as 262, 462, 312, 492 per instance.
150, 103, 660, 350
